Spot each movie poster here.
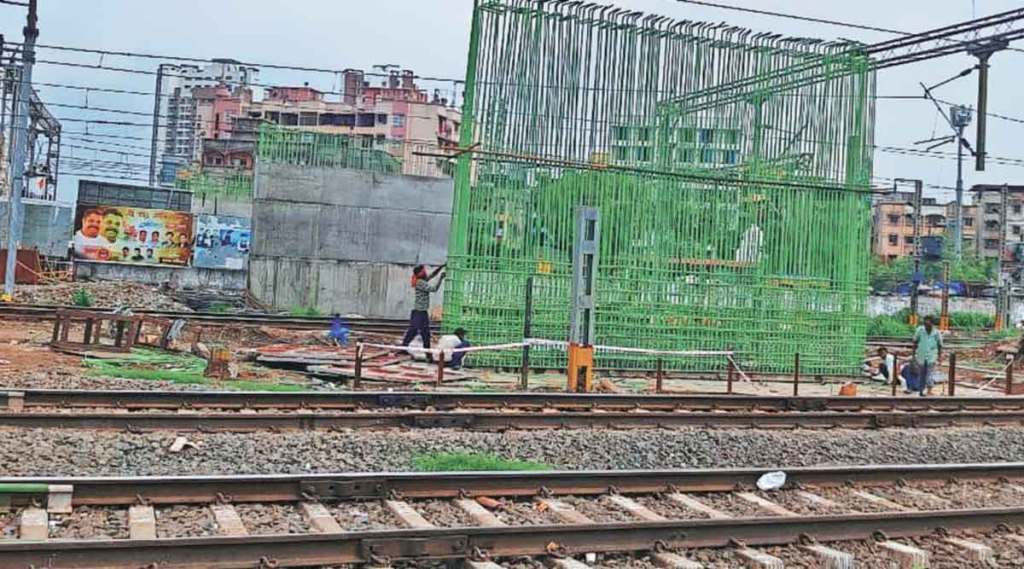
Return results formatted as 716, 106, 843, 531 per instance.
194, 214, 251, 270
72, 205, 193, 266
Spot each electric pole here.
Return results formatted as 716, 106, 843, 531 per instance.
950, 105, 972, 259
149, 63, 165, 187
4, 0, 37, 297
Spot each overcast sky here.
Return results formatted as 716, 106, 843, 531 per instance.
2, 0, 1022, 203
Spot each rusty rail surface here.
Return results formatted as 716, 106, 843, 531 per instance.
0, 303, 419, 332
1, 463, 1023, 568
2, 409, 1024, 431
5, 389, 1024, 431
3, 462, 1022, 504
9, 389, 1024, 412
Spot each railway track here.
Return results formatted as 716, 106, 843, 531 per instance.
0, 303, 417, 333
6, 389, 1024, 431
1, 462, 1023, 568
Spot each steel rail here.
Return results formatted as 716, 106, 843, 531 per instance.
6, 462, 1022, 504
0, 508, 1021, 568
2, 409, 1024, 431
0, 303, 421, 331
9, 389, 1024, 413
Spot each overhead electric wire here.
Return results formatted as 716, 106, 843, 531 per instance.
672, 0, 1024, 54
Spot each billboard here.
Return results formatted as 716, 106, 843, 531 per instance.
72, 205, 193, 266
194, 214, 251, 270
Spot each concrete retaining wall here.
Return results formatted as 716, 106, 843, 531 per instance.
250, 163, 451, 317
0, 200, 74, 257
75, 261, 246, 290
868, 294, 1024, 324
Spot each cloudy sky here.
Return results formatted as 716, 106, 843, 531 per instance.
1, 0, 1022, 203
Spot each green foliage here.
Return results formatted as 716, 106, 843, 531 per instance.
289, 305, 321, 317
85, 349, 207, 384
988, 328, 1021, 341
867, 314, 914, 337
208, 302, 232, 314
869, 247, 995, 292
71, 288, 93, 307
948, 311, 994, 331
223, 380, 306, 392
412, 452, 552, 472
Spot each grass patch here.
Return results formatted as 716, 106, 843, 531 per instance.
208, 301, 232, 314
72, 288, 93, 307
412, 452, 552, 472
988, 328, 1021, 341
223, 380, 306, 392
289, 305, 322, 317
85, 348, 208, 384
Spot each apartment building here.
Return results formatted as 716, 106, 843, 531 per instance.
972, 185, 1024, 259
872, 192, 950, 259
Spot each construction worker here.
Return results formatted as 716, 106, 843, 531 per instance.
912, 315, 943, 397
401, 264, 445, 361
436, 327, 471, 370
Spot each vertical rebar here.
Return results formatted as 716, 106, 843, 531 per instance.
353, 343, 363, 389
948, 352, 956, 397
520, 275, 533, 391
793, 353, 800, 397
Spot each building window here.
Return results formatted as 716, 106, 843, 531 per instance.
887, 214, 901, 224
377, 114, 388, 125
985, 239, 999, 250
888, 234, 898, 245
1016, 205, 1023, 215
986, 204, 1001, 214
392, 114, 406, 127
905, 236, 915, 245
965, 217, 974, 227
1014, 225, 1022, 235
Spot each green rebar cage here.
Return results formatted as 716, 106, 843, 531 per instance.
447, 0, 877, 376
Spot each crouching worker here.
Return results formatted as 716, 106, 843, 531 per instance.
437, 328, 471, 370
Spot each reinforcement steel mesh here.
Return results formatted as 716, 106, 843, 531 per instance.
443, 0, 877, 375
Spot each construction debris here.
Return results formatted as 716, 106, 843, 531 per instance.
15, 282, 192, 311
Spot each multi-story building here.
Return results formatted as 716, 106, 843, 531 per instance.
944, 201, 977, 253
872, 192, 948, 259
154, 59, 260, 185
240, 69, 461, 177
972, 185, 1024, 259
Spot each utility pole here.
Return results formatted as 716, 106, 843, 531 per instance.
950, 105, 972, 259
996, 184, 1009, 330
149, 63, 165, 187
909, 180, 923, 326
4, 0, 37, 297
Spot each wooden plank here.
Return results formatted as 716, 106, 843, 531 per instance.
536, 498, 593, 524
454, 498, 505, 527
128, 505, 156, 540
734, 492, 797, 516
604, 494, 666, 522
210, 504, 248, 537
666, 493, 731, 519
300, 502, 343, 534
384, 499, 434, 529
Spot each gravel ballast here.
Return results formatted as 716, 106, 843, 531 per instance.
3, 425, 1024, 476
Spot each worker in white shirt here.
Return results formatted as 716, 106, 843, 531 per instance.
436, 328, 470, 370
